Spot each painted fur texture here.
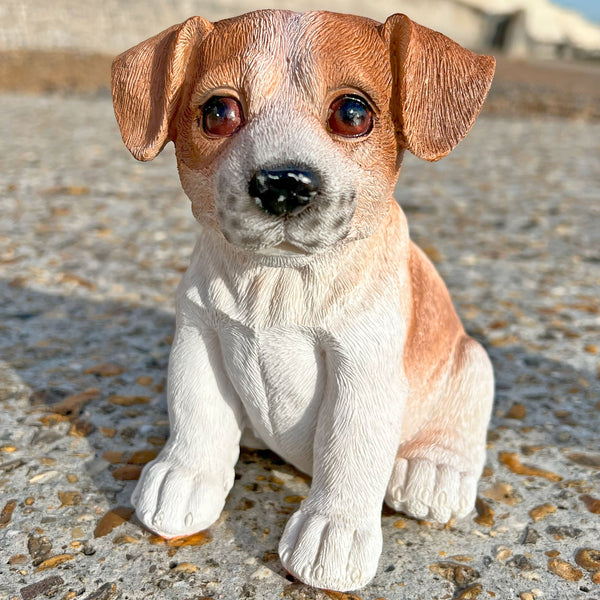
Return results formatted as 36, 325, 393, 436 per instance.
111, 10, 495, 592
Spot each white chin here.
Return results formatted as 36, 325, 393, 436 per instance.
254, 241, 308, 257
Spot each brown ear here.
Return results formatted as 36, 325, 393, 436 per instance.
381, 14, 495, 162
111, 16, 213, 161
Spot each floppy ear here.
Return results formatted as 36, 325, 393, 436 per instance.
380, 14, 495, 162
111, 16, 213, 161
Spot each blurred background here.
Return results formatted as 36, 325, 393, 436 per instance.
1, 0, 599, 117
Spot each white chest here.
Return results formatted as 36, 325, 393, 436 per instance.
219, 323, 325, 474
178, 226, 409, 473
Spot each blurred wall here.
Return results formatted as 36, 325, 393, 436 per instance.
1, 0, 598, 58
0, 0, 490, 54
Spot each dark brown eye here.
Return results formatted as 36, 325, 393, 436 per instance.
202, 96, 244, 137
327, 95, 373, 138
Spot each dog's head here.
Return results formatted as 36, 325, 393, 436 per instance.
112, 10, 494, 255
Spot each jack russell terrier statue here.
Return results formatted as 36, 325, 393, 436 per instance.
111, 10, 495, 591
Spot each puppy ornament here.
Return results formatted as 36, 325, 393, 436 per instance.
112, 10, 495, 592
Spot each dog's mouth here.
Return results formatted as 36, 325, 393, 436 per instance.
212, 158, 358, 255
253, 240, 309, 257
216, 188, 357, 256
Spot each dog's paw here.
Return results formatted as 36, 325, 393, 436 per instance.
385, 457, 477, 523
278, 508, 382, 591
131, 458, 230, 538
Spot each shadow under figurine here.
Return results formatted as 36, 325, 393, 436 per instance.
111, 10, 495, 592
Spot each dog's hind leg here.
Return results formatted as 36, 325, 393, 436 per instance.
385, 336, 494, 522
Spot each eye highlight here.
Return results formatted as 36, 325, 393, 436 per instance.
327, 94, 373, 138
201, 96, 244, 138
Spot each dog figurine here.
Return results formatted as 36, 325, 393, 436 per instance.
111, 10, 495, 591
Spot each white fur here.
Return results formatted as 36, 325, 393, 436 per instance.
132, 218, 413, 588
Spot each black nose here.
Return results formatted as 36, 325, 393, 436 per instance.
248, 168, 320, 216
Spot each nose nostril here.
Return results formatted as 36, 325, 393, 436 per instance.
248, 171, 270, 198
249, 168, 319, 217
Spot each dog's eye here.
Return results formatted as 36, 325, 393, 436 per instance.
202, 96, 244, 138
327, 95, 373, 138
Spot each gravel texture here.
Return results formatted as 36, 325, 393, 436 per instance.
0, 93, 599, 600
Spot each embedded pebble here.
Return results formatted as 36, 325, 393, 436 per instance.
496, 547, 512, 562
28, 535, 52, 565
251, 566, 274, 579
35, 553, 75, 571
429, 562, 480, 586
112, 533, 140, 545
69, 419, 95, 437
508, 554, 536, 572
94, 507, 135, 538
580, 494, 600, 514
521, 527, 540, 545
498, 452, 562, 482
547, 558, 583, 581
102, 451, 124, 464
453, 584, 482, 599
529, 503, 556, 522
82, 583, 119, 600
0, 499, 17, 528
283, 495, 306, 503
111, 465, 143, 480
574, 548, 600, 572
546, 525, 583, 540
172, 562, 199, 573
84, 363, 125, 376
148, 531, 212, 547
58, 490, 82, 507
482, 482, 521, 505
505, 403, 527, 419
9, 553, 28, 565
50, 388, 100, 417
567, 453, 600, 469
29, 471, 60, 484
322, 592, 363, 600
474, 497, 495, 526
108, 395, 150, 406
128, 449, 158, 465
20, 576, 64, 600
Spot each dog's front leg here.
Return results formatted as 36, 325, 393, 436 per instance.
132, 310, 243, 538
279, 316, 406, 591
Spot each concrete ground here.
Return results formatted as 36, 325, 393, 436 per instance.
0, 91, 599, 600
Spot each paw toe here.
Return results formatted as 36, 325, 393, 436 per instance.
279, 510, 381, 591
456, 474, 477, 518
132, 458, 228, 538
384, 457, 409, 510
386, 457, 478, 523
431, 464, 460, 522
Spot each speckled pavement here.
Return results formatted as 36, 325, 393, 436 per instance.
1, 93, 598, 600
